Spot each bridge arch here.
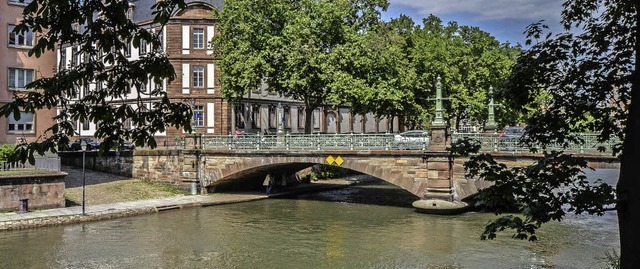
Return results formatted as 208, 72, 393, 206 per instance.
131, 149, 496, 206
199, 152, 445, 198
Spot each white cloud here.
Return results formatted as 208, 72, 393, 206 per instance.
389, 0, 563, 22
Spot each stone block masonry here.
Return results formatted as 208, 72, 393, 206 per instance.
131, 149, 463, 200
0, 173, 67, 211
59, 151, 134, 177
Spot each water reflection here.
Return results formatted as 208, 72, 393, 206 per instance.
0, 169, 620, 269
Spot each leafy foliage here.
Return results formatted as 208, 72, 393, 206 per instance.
407, 16, 522, 129
469, 0, 639, 267
213, 0, 388, 133
0, 0, 191, 163
0, 145, 16, 160
450, 139, 616, 241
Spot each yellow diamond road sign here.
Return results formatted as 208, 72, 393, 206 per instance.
326, 155, 335, 165
334, 156, 344, 166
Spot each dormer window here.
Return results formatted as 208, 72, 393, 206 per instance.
72, 23, 81, 34
8, 0, 32, 6
127, 4, 135, 21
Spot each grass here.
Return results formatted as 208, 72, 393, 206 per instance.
0, 170, 59, 177
65, 179, 189, 206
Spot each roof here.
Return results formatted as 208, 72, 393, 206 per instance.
130, 0, 223, 24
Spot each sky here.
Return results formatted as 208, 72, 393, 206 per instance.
383, 0, 566, 45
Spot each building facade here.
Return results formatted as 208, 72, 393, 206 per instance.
62, 0, 400, 144
1, 0, 57, 144
52, 0, 403, 148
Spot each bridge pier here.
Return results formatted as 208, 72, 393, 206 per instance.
411, 152, 470, 214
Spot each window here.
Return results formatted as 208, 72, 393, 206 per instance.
298, 108, 305, 129
82, 120, 90, 131
157, 31, 164, 51
192, 105, 204, 127
8, 0, 33, 6
7, 112, 34, 133
192, 66, 204, 88
8, 25, 34, 47
71, 47, 79, 67
192, 28, 204, 49
284, 106, 291, 128
8, 68, 34, 90
124, 41, 131, 57
139, 82, 147, 93
235, 104, 245, 129
139, 39, 147, 55
252, 104, 260, 128
59, 50, 67, 70
268, 106, 276, 128
123, 118, 132, 129
83, 84, 90, 97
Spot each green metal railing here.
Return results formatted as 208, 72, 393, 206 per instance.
451, 132, 619, 154
164, 132, 617, 154
199, 133, 429, 151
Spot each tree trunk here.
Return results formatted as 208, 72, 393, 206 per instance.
617, 5, 640, 268
304, 106, 315, 134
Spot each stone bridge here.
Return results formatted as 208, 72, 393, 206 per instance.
130, 145, 618, 213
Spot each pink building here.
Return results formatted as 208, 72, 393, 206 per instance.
0, 0, 57, 144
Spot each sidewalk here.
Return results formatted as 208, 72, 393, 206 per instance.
0, 178, 356, 231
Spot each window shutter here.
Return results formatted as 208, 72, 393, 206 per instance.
207, 63, 215, 94
182, 25, 190, 54
207, 25, 214, 52
182, 64, 190, 94
207, 103, 215, 133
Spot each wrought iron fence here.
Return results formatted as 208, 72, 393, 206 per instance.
200, 133, 428, 151
0, 157, 61, 172
155, 132, 619, 154
451, 132, 619, 154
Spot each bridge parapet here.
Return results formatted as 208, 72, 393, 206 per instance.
199, 133, 428, 151
174, 133, 618, 155
452, 132, 619, 155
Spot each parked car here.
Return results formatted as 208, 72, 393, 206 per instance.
394, 130, 429, 149
500, 126, 525, 147
119, 141, 136, 151
500, 126, 525, 139
69, 138, 101, 151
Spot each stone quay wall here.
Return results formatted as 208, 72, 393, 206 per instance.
59, 151, 134, 177
132, 150, 188, 188
0, 173, 67, 211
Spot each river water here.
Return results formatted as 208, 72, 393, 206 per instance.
0, 169, 619, 268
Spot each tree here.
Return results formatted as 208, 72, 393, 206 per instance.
213, 0, 388, 134
330, 14, 521, 131
410, 16, 521, 130
465, 0, 639, 267
327, 18, 419, 129
0, 0, 192, 163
